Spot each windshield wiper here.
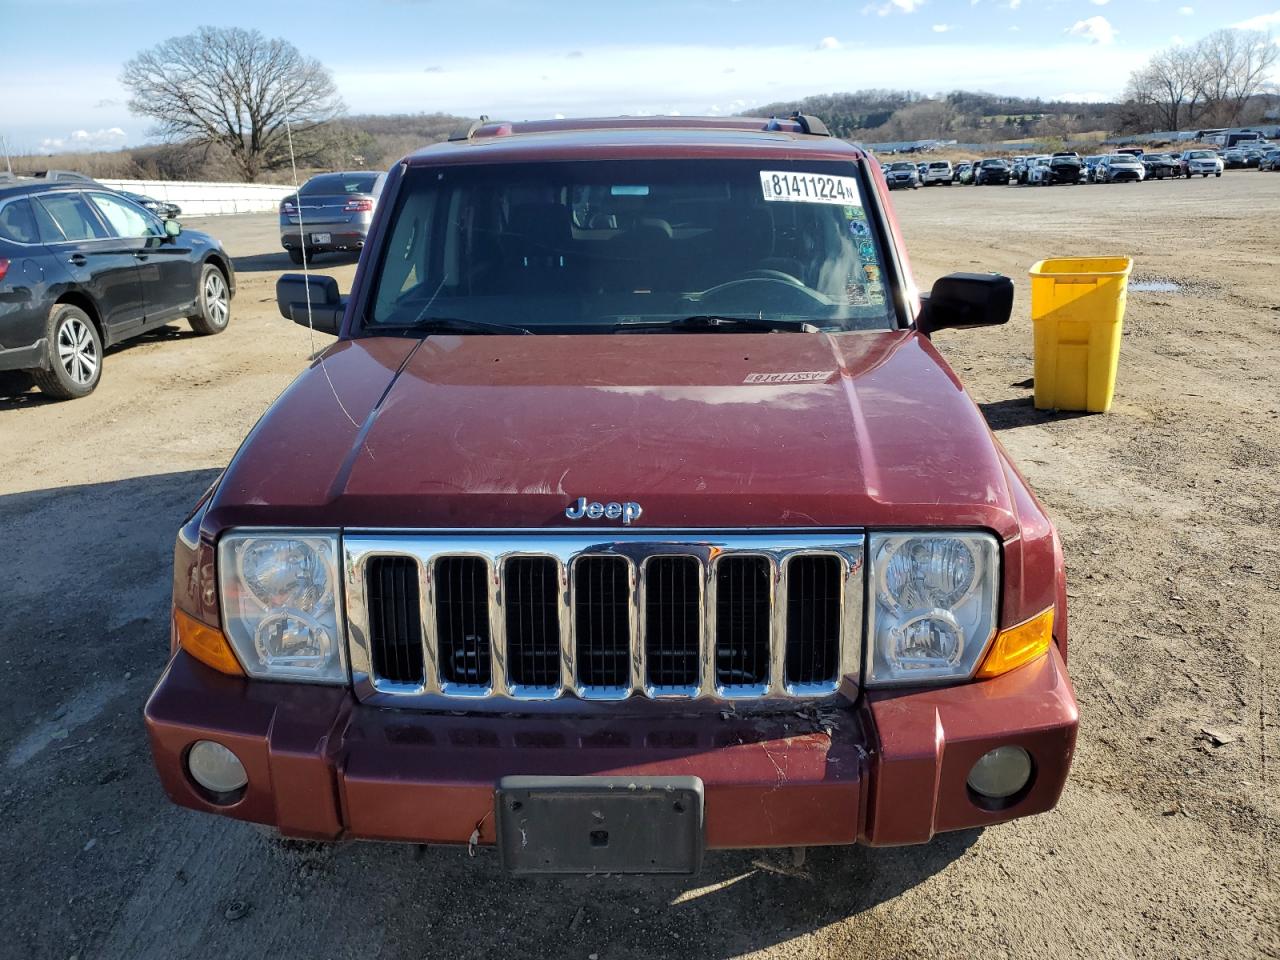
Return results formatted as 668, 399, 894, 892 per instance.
614, 315, 822, 334
381, 316, 534, 336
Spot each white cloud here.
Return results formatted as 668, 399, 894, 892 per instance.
38, 127, 127, 152
1090, 0, 1110, 5
1009, 24, 1021, 31
932, 23, 952, 32
1067, 16, 1116, 45
1233, 10, 1280, 29
1171, 34, 1186, 45
1177, 6, 1193, 14
817, 36, 841, 50
1007, 0, 1022, 9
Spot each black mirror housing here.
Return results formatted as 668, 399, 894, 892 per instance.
276, 273, 344, 336
918, 273, 1013, 335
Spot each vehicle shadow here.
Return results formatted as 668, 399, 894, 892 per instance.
980, 396, 1093, 431
233, 251, 360, 274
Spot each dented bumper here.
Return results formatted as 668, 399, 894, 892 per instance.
145, 646, 1077, 849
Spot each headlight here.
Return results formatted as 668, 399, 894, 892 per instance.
218, 531, 346, 683
866, 532, 999, 686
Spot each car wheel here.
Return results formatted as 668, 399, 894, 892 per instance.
288, 248, 305, 266
33, 304, 102, 400
1215, 171, 1221, 177
189, 263, 231, 336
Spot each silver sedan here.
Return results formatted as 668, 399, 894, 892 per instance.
279, 170, 386, 264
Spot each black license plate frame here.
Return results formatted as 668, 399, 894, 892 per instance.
495, 775, 704, 876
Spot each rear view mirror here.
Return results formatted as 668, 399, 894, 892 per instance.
918, 273, 1013, 336
276, 273, 344, 336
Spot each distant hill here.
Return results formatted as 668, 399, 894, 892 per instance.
750, 90, 1118, 143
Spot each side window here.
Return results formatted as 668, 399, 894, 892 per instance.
88, 192, 158, 239
0, 199, 41, 244
34, 193, 108, 242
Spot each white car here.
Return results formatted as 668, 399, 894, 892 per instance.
922, 161, 954, 185
1025, 156, 1052, 185
1178, 150, 1224, 178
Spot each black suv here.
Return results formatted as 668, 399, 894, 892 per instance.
0, 181, 235, 399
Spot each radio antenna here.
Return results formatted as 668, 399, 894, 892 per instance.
284, 113, 358, 427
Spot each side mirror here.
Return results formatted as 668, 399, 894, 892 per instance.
917, 273, 1013, 336
164, 218, 182, 238
276, 273, 344, 336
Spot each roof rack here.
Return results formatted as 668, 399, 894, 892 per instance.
786, 112, 831, 137
448, 116, 515, 142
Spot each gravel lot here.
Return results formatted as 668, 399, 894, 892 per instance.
1, 172, 1277, 960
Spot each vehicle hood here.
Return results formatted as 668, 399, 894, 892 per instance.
204, 331, 1017, 535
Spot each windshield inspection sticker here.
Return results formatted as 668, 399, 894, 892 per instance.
760, 171, 861, 206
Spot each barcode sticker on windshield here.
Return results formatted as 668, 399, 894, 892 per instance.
760, 171, 861, 206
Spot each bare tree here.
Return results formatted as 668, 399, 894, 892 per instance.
1196, 29, 1279, 126
1121, 29, 1277, 133
1124, 45, 1206, 131
121, 26, 344, 182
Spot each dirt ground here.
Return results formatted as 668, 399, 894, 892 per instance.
1, 171, 1277, 960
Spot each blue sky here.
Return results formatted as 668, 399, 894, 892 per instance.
3, 0, 1278, 153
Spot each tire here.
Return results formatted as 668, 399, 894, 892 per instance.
189, 263, 231, 336
33, 304, 102, 401
1215, 172, 1221, 178
288, 248, 305, 265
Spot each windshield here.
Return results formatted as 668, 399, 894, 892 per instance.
981, 159, 1007, 168
366, 159, 896, 334
1188, 151, 1213, 158
889, 162, 914, 171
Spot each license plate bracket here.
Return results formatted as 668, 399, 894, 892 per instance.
495, 776, 704, 876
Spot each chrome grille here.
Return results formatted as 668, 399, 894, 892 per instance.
345, 532, 864, 703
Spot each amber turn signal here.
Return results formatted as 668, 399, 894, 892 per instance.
174, 607, 244, 676
976, 607, 1053, 679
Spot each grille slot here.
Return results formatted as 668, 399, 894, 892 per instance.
644, 557, 701, 690
505, 557, 561, 689
435, 556, 492, 687
715, 556, 771, 688
785, 555, 841, 686
366, 556, 424, 685
574, 556, 631, 689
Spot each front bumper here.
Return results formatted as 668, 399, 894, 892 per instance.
146, 646, 1077, 849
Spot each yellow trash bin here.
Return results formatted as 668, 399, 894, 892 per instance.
1029, 256, 1133, 413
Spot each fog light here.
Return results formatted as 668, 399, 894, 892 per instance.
966, 745, 1032, 800
187, 740, 247, 797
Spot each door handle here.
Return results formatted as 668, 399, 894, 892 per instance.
69, 254, 87, 266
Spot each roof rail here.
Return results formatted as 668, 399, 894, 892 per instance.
789, 112, 831, 137
448, 116, 514, 141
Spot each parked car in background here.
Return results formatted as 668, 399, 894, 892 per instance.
885, 161, 921, 189
279, 170, 387, 265
922, 160, 954, 185
1016, 155, 1050, 185
1178, 149, 1224, 178
1239, 148, 1264, 169
974, 158, 1012, 185
116, 190, 181, 219
953, 162, 972, 183
149, 114, 1078, 867
1258, 149, 1280, 172
1221, 148, 1247, 169
1097, 154, 1145, 183
1140, 154, 1180, 180
1024, 156, 1052, 185
1083, 156, 1106, 183
1116, 147, 1145, 158
0, 181, 234, 400
1030, 153, 1083, 186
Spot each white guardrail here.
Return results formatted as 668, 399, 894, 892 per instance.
96, 178, 294, 216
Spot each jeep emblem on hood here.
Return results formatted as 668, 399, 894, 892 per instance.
565, 497, 643, 525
